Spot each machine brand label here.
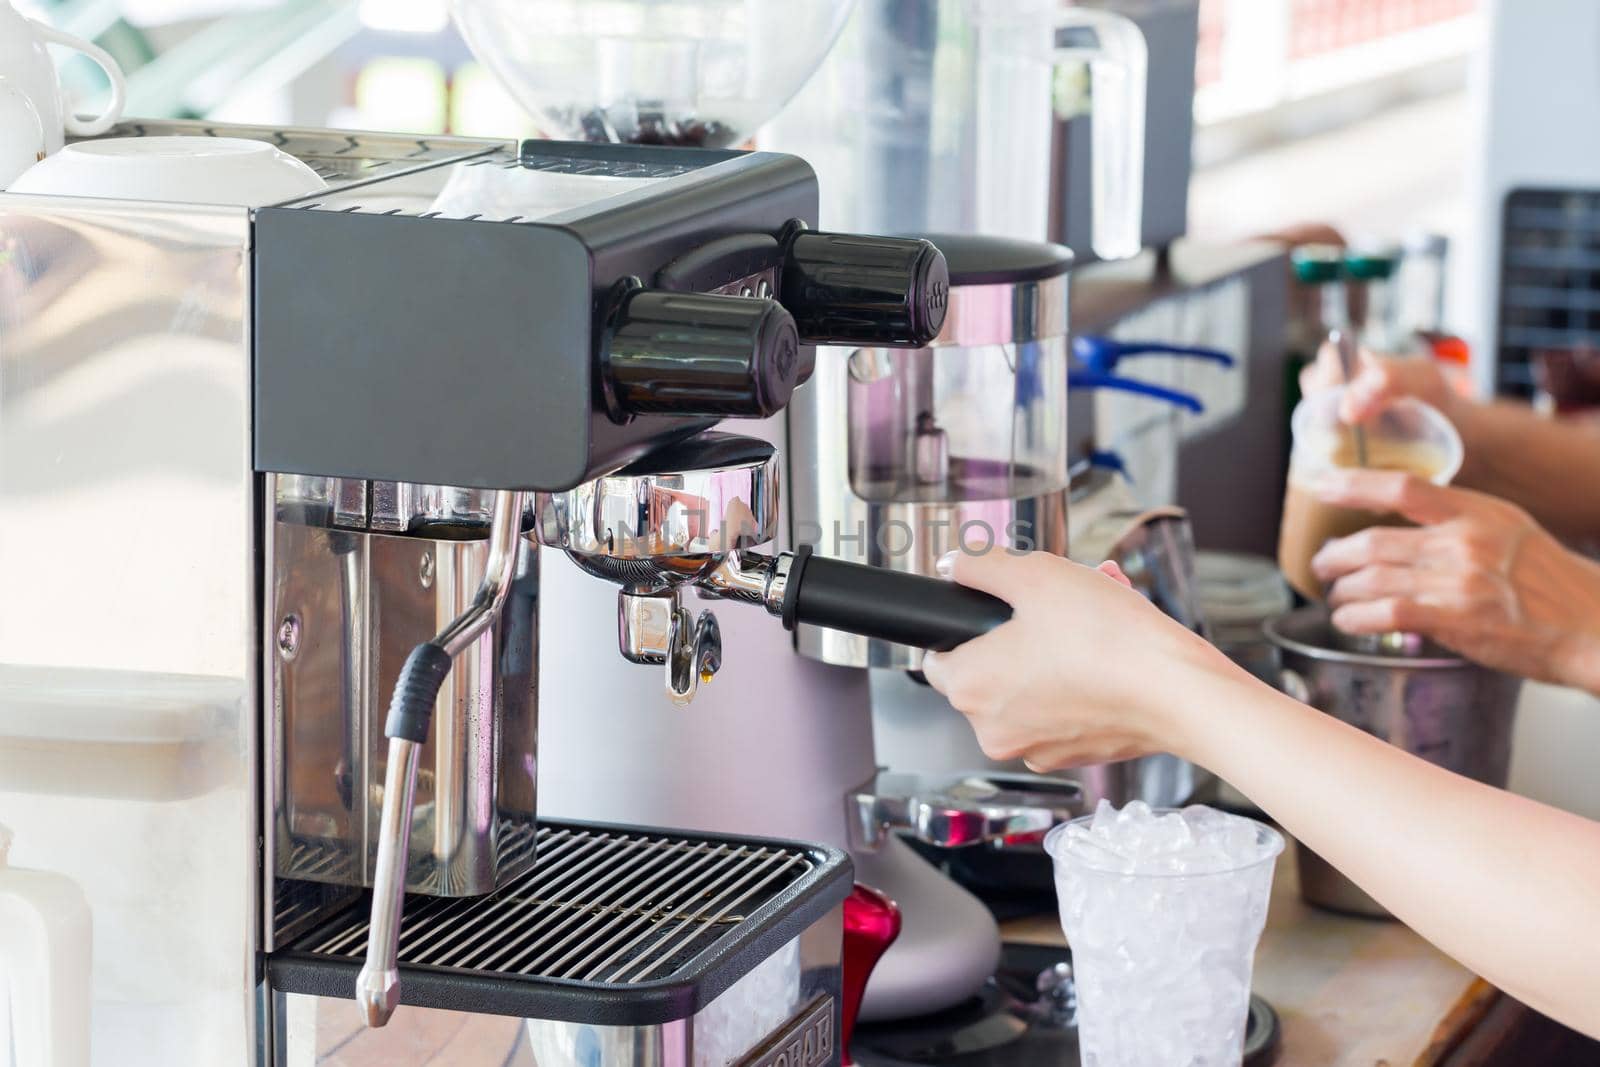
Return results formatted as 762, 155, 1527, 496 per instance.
736, 995, 835, 1067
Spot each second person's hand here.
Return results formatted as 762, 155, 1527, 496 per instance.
1311, 469, 1600, 693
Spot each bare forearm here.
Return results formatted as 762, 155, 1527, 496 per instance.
1455, 403, 1600, 538
1179, 671, 1600, 1037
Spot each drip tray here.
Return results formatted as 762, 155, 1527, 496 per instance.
268, 820, 851, 1027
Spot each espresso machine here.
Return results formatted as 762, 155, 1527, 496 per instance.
0, 99, 1071, 1065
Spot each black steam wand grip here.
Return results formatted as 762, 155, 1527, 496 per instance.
778, 546, 1013, 652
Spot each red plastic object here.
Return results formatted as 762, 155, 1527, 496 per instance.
840, 884, 902, 1066
1422, 331, 1471, 367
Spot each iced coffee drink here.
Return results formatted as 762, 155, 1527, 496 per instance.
1277, 389, 1462, 601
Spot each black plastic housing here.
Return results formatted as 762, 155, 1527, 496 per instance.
601, 285, 802, 418
253, 142, 818, 491
780, 227, 949, 347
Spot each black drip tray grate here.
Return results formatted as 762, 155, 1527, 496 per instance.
268, 820, 851, 1027
279, 817, 541, 896
314, 825, 810, 982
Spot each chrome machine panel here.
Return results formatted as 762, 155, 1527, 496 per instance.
0, 195, 257, 1066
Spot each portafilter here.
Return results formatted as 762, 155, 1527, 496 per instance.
539, 432, 1017, 705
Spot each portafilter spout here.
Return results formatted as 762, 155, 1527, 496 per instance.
355, 488, 527, 1028
541, 433, 1015, 703
538, 432, 778, 705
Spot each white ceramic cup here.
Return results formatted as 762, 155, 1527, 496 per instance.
0, 86, 46, 188
7, 135, 329, 206
0, 1, 128, 185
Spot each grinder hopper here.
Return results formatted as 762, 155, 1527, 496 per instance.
449, 0, 856, 147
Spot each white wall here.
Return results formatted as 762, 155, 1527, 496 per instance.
1509, 685, 1600, 820
1459, 0, 1600, 394
1188, 92, 1469, 248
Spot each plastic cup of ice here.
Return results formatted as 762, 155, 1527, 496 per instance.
1043, 801, 1284, 1066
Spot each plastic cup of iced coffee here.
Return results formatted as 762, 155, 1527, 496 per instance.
1277, 386, 1463, 601
1045, 801, 1284, 1066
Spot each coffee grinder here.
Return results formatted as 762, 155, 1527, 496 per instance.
761, 0, 1230, 1024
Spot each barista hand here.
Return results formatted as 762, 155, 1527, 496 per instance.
919, 554, 1235, 772
922, 550, 1600, 1041
1311, 469, 1600, 694
1300, 343, 1460, 425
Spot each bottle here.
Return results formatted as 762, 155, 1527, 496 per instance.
1421, 331, 1476, 401
0, 823, 92, 1067
1399, 231, 1449, 337
1344, 248, 1410, 355
1292, 243, 1362, 382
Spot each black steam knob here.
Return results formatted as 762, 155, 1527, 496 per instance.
602, 286, 802, 419
779, 226, 949, 347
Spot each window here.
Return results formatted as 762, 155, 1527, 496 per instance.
1196, 0, 1478, 126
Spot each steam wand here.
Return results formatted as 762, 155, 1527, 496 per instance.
355, 488, 527, 1028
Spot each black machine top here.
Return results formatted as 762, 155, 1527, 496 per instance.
918, 232, 1075, 287
254, 141, 948, 492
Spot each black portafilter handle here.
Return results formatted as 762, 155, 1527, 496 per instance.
779, 224, 950, 348
778, 546, 1013, 652
602, 285, 803, 419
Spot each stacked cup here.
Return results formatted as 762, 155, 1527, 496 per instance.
0, 0, 126, 186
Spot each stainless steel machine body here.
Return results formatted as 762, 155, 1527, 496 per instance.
0, 141, 265, 1067
1, 120, 557, 1066
267, 478, 540, 899
5, 118, 975, 1065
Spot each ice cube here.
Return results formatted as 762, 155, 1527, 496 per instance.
1063, 825, 1135, 873
1220, 820, 1264, 864
1089, 797, 1119, 836
1116, 799, 1153, 825
1145, 811, 1195, 856
1180, 803, 1231, 835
